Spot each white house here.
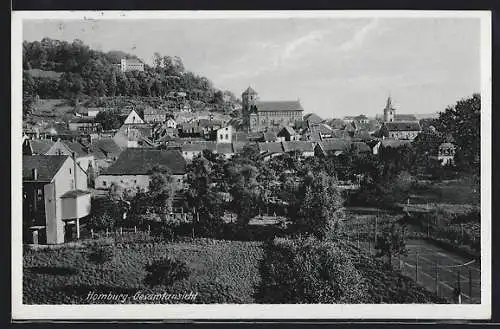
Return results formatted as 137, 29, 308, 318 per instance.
23, 155, 90, 244
166, 118, 177, 129
217, 126, 234, 144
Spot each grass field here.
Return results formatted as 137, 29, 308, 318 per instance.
410, 177, 480, 206
23, 238, 264, 304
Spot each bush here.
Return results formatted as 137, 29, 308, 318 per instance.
144, 258, 190, 287
257, 237, 367, 303
87, 243, 115, 265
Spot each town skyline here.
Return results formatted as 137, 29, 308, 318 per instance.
23, 17, 480, 118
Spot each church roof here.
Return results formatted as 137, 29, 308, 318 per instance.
255, 101, 303, 113
383, 122, 421, 132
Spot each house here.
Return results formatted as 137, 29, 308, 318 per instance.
217, 126, 234, 144
180, 142, 205, 161
379, 122, 422, 140
123, 109, 145, 125
117, 58, 145, 72
143, 107, 166, 124
23, 139, 96, 179
437, 142, 456, 166
90, 138, 124, 171
95, 149, 187, 193
277, 126, 300, 142
372, 139, 412, 155
258, 142, 284, 160
23, 155, 90, 244
113, 123, 153, 149
314, 139, 350, 157
75, 107, 101, 118
282, 141, 315, 157
68, 117, 101, 133
241, 87, 304, 132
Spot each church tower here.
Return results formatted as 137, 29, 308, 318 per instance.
242, 87, 259, 127
383, 96, 395, 122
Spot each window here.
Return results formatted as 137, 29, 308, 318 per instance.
103, 181, 107, 187
225, 134, 228, 140
69, 168, 72, 174
134, 180, 137, 184
120, 180, 124, 183
220, 134, 223, 140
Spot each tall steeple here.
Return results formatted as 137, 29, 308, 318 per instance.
383, 95, 395, 123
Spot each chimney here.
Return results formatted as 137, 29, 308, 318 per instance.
32, 168, 38, 180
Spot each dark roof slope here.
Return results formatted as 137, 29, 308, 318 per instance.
395, 114, 418, 122
258, 142, 284, 154
65, 142, 89, 157
90, 139, 123, 159
104, 149, 186, 175
318, 139, 350, 152
282, 141, 314, 153
23, 155, 69, 182
383, 122, 421, 132
303, 113, 323, 124
25, 139, 55, 155
255, 101, 303, 113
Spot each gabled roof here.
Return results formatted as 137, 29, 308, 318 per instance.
303, 113, 323, 124
24, 139, 55, 155
282, 141, 314, 153
317, 139, 350, 153
258, 142, 284, 154
278, 126, 297, 137
255, 101, 303, 113
90, 138, 123, 159
65, 141, 89, 157
395, 114, 418, 122
23, 155, 69, 182
383, 122, 421, 132
310, 123, 334, 135
351, 141, 371, 153
104, 149, 186, 175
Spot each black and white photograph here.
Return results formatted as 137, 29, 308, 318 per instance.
11, 11, 491, 320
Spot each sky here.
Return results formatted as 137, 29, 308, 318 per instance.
23, 17, 481, 118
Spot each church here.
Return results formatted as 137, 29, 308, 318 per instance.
379, 96, 422, 140
241, 87, 304, 132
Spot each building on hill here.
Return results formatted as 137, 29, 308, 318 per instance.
143, 107, 166, 124
68, 117, 102, 134
114, 123, 153, 148
117, 58, 145, 72
23, 155, 90, 244
95, 149, 187, 192
241, 87, 304, 132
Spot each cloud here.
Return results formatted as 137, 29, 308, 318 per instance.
337, 18, 380, 52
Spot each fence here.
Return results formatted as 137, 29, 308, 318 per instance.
350, 238, 481, 304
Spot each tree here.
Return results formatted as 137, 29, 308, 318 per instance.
433, 94, 480, 171
375, 222, 408, 265
95, 108, 123, 130
293, 173, 345, 239
148, 166, 175, 214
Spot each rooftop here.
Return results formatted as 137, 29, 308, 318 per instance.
104, 149, 186, 175
23, 155, 69, 182
383, 122, 422, 132
255, 101, 303, 113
